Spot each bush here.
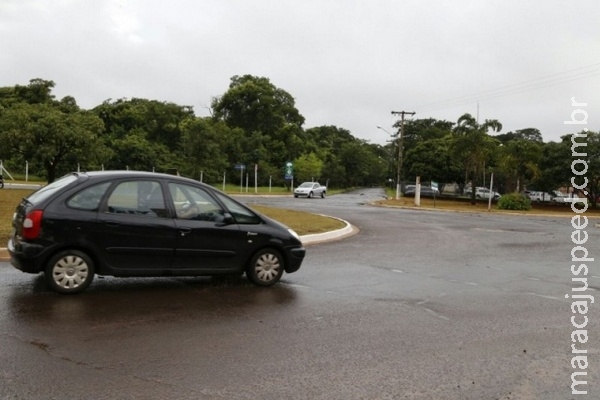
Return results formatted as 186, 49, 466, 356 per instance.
497, 193, 531, 211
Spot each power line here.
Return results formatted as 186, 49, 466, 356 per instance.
412, 62, 600, 113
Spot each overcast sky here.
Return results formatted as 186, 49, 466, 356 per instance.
1, 0, 599, 145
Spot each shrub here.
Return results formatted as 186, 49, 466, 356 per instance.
497, 193, 531, 211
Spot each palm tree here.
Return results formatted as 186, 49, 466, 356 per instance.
452, 114, 502, 205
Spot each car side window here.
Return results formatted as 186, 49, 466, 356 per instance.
168, 183, 225, 222
213, 192, 260, 224
106, 181, 167, 218
67, 182, 111, 211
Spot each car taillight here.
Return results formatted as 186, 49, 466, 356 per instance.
22, 210, 43, 240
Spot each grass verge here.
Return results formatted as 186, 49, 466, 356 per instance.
250, 205, 346, 235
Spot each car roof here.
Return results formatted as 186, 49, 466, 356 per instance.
81, 170, 192, 180
71, 170, 211, 188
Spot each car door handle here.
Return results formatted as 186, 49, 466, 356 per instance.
179, 228, 192, 236
104, 220, 120, 228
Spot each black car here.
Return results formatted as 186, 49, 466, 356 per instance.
8, 171, 305, 294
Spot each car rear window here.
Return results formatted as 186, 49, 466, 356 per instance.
26, 174, 78, 205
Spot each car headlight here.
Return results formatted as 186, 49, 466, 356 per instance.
287, 228, 300, 240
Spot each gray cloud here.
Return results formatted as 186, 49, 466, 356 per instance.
1, 0, 598, 144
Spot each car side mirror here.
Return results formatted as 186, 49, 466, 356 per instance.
216, 212, 235, 227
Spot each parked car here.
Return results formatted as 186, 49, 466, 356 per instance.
524, 190, 553, 202
294, 182, 326, 198
8, 171, 306, 294
552, 191, 584, 204
404, 185, 440, 197
465, 186, 501, 200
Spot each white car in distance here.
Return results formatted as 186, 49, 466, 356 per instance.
294, 182, 326, 198
465, 186, 501, 200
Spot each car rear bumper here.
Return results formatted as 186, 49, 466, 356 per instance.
8, 238, 47, 273
285, 246, 305, 273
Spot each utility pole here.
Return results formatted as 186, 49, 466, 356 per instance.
391, 110, 415, 200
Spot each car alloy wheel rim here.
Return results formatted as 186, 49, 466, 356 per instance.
53, 255, 89, 289
255, 253, 281, 282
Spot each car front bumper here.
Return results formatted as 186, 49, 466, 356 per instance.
285, 246, 306, 273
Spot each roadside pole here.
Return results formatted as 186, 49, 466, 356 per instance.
414, 176, 421, 206
488, 173, 494, 211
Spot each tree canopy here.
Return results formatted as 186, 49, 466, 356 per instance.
0, 76, 596, 205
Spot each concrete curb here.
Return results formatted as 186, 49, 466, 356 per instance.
300, 216, 358, 245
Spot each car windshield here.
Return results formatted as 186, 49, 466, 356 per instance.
299, 182, 313, 188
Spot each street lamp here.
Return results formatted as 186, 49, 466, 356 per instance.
377, 125, 402, 200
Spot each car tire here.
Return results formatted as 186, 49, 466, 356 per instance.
246, 248, 284, 287
321, 191, 326, 198
308, 191, 313, 198
294, 195, 298, 198
45, 250, 95, 294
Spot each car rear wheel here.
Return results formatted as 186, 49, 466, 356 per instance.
321, 191, 326, 198
246, 248, 284, 287
45, 250, 95, 294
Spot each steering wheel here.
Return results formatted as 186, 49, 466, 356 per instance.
177, 202, 199, 219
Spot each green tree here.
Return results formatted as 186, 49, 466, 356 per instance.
212, 75, 304, 134
180, 117, 242, 183
496, 128, 543, 144
295, 152, 324, 183
94, 98, 194, 151
304, 126, 361, 187
211, 75, 305, 172
498, 139, 542, 192
399, 118, 454, 155
452, 113, 502, 204
404, 136, 463, 192
532, 141, 571, 194
0, 102, 104, 182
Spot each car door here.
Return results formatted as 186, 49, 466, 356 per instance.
168, 182, 247, 272
95, 179, 178, 273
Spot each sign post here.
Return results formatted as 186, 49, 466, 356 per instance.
431, 181, 438, 207
284, 161, 294, 191
234, 164, 246, 193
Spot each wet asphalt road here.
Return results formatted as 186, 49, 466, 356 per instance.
1, 188, 598, 399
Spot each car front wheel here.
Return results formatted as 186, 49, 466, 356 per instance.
45, 250, 95, 294
246, 248, 284, 287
